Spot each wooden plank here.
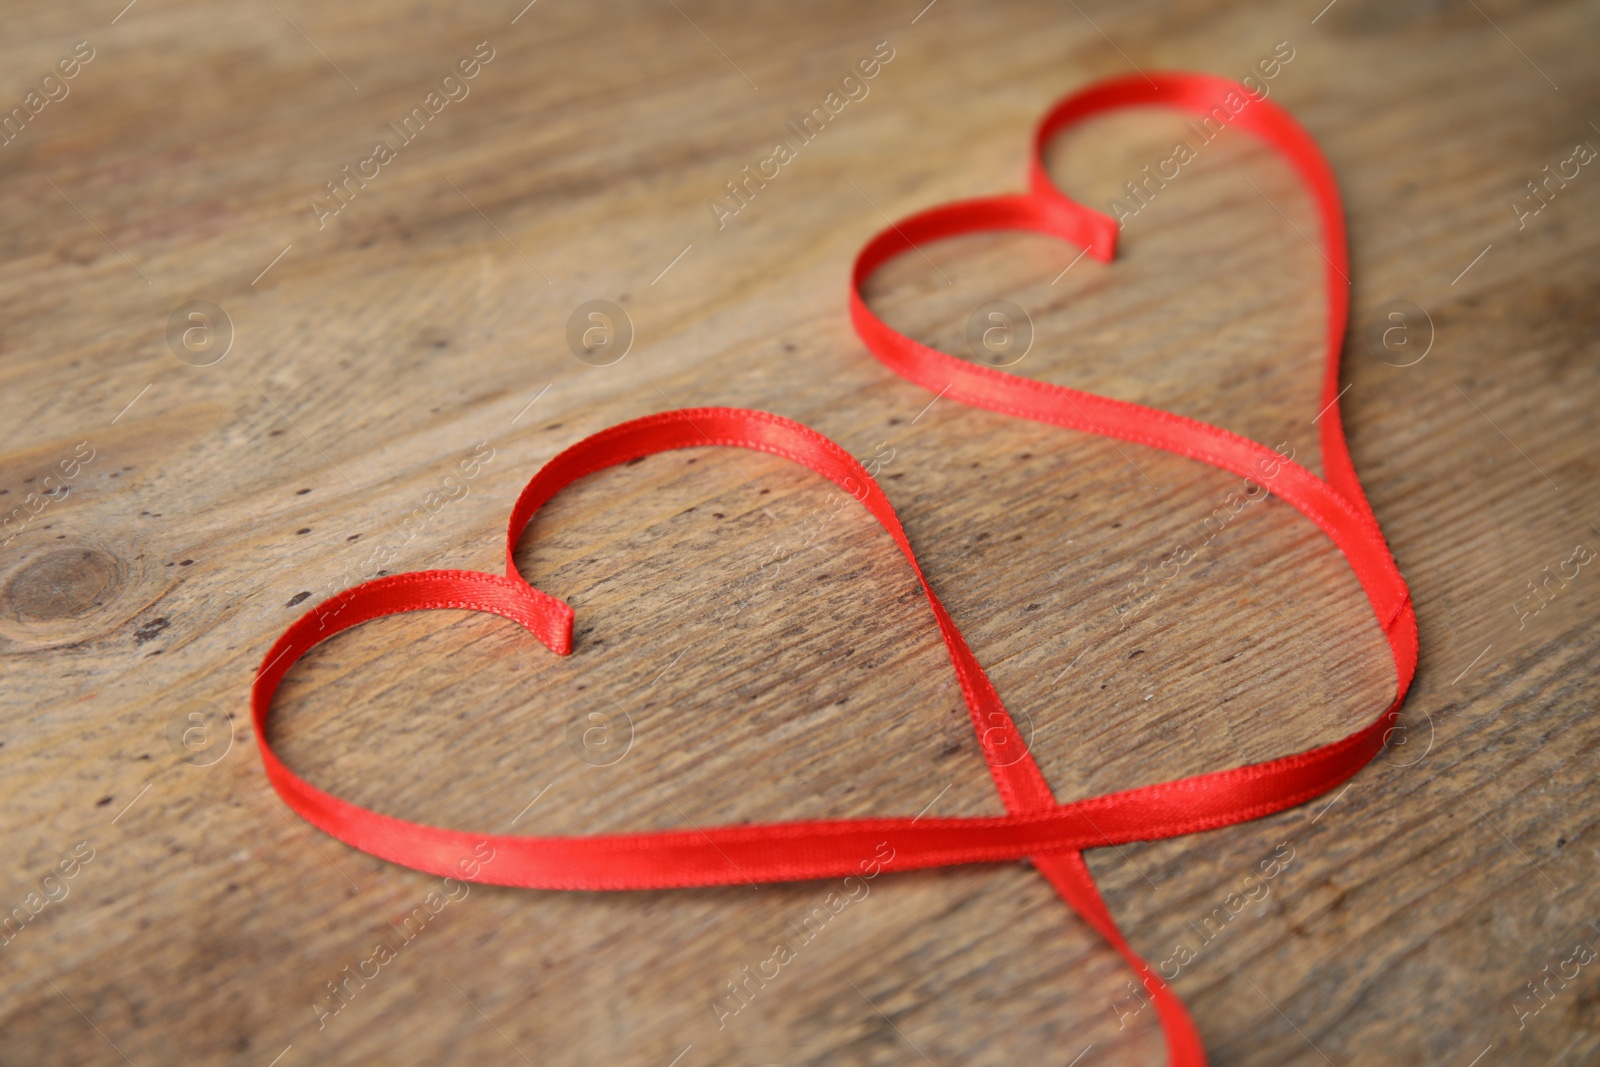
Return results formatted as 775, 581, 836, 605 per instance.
0, 1, 1595, 1064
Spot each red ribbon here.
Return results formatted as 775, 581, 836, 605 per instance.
255, 72, 1415, 1064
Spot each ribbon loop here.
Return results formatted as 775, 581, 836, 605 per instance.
846, 71, 1416, 1065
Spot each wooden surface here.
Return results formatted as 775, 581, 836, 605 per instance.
2, 1, 1596, 1064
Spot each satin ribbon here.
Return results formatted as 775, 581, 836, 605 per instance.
846, 70, 1415, 1064
254, 72, 1415, 1064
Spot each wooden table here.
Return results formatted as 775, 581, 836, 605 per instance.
2, 1, 1595, 1063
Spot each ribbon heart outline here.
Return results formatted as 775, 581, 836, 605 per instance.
847, 70, 1416, 1063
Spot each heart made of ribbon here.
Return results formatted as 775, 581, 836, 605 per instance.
256, 72, 1416, 1066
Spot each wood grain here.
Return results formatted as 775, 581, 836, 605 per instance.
1, 1, 1596, 1064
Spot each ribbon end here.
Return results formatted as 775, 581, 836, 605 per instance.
1088, 214, 1119, 262
545, 599, 576, 656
